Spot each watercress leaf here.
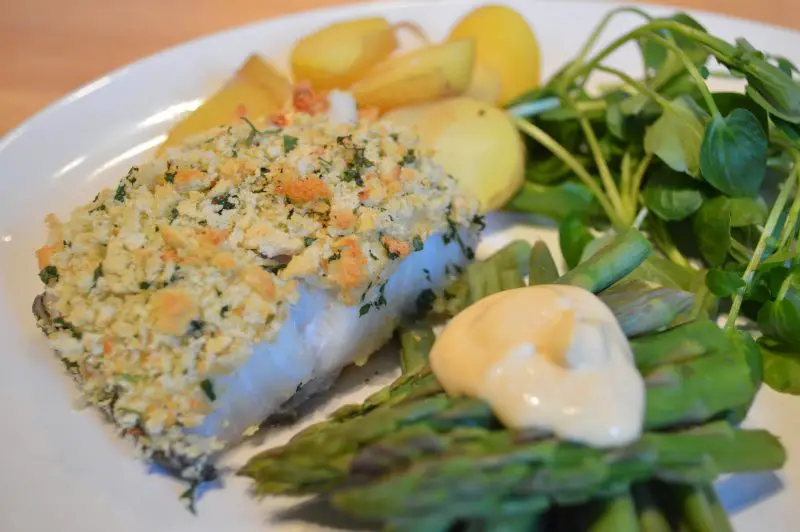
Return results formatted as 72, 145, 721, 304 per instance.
772, 115, 800, 146
743, 266, 788, 303
699, 109, 768, 197
692, 196, 731, 266
759, 338, 800, 394
728, 328, 763, 392
639, 37, 668, 73
728, 197, 768, 227
606, 92, 659, 141
606, 97, 626, 141
524, 156, 581, 185
638, 13, 709, 88
735, 38, 764, 59
758, 299, 800, 347
559, 213, 594, 270
642, 166, 704, 221
743, 58, 800, 123
705, 268, 745, 297
505, 181, 599, 222
711, 92, 769, 133
658, 72, 703, 101
598, 134, 627, 161
773, 56, 798, 77
644, 97, 707, 177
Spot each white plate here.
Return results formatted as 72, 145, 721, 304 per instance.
1, 1, 799, 530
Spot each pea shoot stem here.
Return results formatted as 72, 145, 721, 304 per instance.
620, 151, 633, 217
727, 174, 797, 328
730, 239, 752, 264
513, 116, 625, 228
629, 153, 653, 210
644, 34, 720, 116
777, 272, 795, 301
594, 64, 673, 109
558, 6, 653, 92
563, 20, 737, 93
649, 217, 690, 267
777, 152, 800, 249
568, 95, 626, 216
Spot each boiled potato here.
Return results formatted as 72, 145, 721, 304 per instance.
384, 97, 525, 211
159, 55, 290, 154
463, 61, 502, 104
448, 5, 541, 105
350, 39, 475, 112
291, 17, 398, 91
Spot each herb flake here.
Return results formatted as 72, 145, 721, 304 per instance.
283, 135, 298, 153
200, 379, 216, 401
39, 265, 58, 285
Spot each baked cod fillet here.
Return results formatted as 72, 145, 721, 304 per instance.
32, 111, 481, 484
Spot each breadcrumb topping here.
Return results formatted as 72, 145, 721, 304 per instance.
35, 109, 479, 456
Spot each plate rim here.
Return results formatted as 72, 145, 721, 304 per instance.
3, 0, 800, 156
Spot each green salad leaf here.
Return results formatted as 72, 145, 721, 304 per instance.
706, 269, 746, 297
700, 109, 768, 197
693, 197, 732, 266
642, 166, 704, 221
644, 97, 707, 176
559, 213, 595, 269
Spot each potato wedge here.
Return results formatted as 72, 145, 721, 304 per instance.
158, 55, 290, 154
239, 55, 293, 104
384, 97, 525, 211
448, 5, 541, 105
350, 39, 475, 112
291, 17, 398, 91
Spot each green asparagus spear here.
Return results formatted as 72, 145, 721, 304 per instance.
599, 280, 695, 337
556, 229, 652, 293
630, 320, 726, 374
529, 240, 560, 285
481, 512, 543, 532
667, 484, 734, 532
240, 320, 756, 495
241, 352, 757, 497
500, 268, 525, 291
329, 423, 784, 522
466, 247, 528, 303
631, 483, 673, 532
487, 239, 533, 277
399, 324, 435, 375
310, 365, 439, 427
584, 492, 642, 532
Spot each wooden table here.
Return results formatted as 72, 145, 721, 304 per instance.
0, 0, 796, 135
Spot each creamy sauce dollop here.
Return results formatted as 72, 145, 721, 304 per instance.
430, 285, 645, 447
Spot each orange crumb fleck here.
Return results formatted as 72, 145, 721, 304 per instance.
149, 288, 198, 336
292, 81, 329, 115
330, 208, 357, 230
330, 238, 367, 290
270, 112, 290, 127
234, 103, 248, 118
381, 236, 411, 258
241, 265, 277, 301
173, 169, 204, 188
35, 246, 55, 269
284, 177, 332, 204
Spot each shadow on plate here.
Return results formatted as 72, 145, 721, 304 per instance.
717, 471, 785, 515
273, 495, 376, 531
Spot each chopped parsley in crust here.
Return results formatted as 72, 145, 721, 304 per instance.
33, 111, 479, 470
